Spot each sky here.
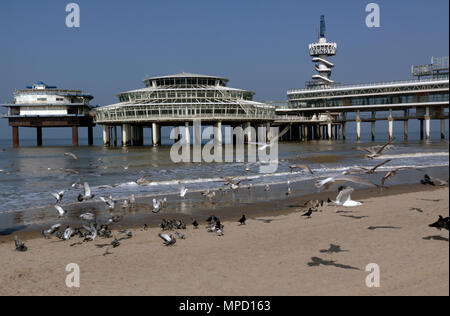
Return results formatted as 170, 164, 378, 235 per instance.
0, 0, 448, 140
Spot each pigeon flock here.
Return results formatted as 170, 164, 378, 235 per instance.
11, 140, 449, 253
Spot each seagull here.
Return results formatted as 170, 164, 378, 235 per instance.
202, 190, 216, 199
63, 226, 75, 240
42, 224, 61, 239
107, 215, 121, 224
315, 175, 378, 191
136, 176, 151, 186
152, 198, 167, 213
78, 182, 95, 202
286, 181, 292, 195
100, 196, 115, 209
179, 182, 188, 198
289, 164, 314, 174
238, 215, 247, 225
302, 208, 313, 218
222, 176, 237, 185
343, 159, 392, 175
159, 233, 176, 246
357, 139, 395, 159
265, 184, 271, 192
421, 174, 448, 186
429, 216, 449, 231
51, 190, 65, 204
130, 194, 136, 206
64, 152, 78, 160
79, 212, 96, 222
329, 187, 362, 207
55, 205, 67, 218
249, 125, 291, 151
14, 236, 27, 252
83, 224, 97, 242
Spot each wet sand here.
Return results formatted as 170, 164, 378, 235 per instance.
0, 185, 448, 296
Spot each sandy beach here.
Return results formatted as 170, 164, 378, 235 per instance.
0, 185, 448, 296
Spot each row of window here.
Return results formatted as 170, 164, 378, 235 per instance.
144, 78, 227, 88
118, 90, 253, 103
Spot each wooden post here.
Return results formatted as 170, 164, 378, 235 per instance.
37, 127, 43, 146
72, 126, 79, 146
88, 126, 94, 146
12, 127, 19, 147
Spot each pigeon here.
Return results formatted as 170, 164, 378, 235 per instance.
302, 208, 313, 218
82, 224, 98, 242
175, 231, 185, 239
111, 237, 120, 248
429, 216, 449, 231
192, 219, 199, 228
78, 182, 95, 202
159, 233, 176, 246
141, 224, 148, 231
120, 230, 133, 238
238, 215, 247, 225
14, 236, 27, 252
55, 205, 67, 218
42, 224, 61, 239
51, 190, 65, 204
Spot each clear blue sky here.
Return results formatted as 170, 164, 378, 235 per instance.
0, 0, 448, 139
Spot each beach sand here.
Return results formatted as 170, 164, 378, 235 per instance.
0, 186, 448, 296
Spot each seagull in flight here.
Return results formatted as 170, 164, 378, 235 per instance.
64, 152, 78, 160
55, 205, 67, 218
315, 175, 378, 191
329, 187, 362, 207
152, 198, 167, 213
42, 224, 61, 239
51, 190, 65, 204
78, 182, 95, 202
249, 125, 291, 151
289, 164, 314, 174
357, 139, 395, 159
100, 196, 115, 209
343, 159, 392, 175
79, 212, 96, 222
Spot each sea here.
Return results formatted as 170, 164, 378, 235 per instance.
0, 127, 448, 233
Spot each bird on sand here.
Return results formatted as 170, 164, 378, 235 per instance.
42, 223, 61, 239
329, 187, 362, 207
302, 208, 313, 219
289, 164, 314, 174
159, 233, 176, 246
14, 236, 27, 252
357, 139, 395, 159
111, 237, 120, 248
64, 152, 78, 160
55, 205, 67, 218
429, 216, 449, 231
51, 190, 65, 204
238, 215, 247, 225
343, 159, 392, 175
175, 231, 185, 239
421, 174, 448, 186
315, 175, 378, 191
192, 219, 199, 228
77, 182, 95, 202
152, 198, 167, 213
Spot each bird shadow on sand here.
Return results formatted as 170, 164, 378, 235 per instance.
422, 235, 449, 242
255, 218, 275, 224
368, 226, 402, 231
341, 215, 369, 220
95, 243, 110, 248
307, 257, 359, 270
335, 210, 355, 214
319, 244, 349, 254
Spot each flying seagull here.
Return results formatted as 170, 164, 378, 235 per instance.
78, 182, 95, 202
289, 164, 314, 174
152, 198, 167, 213
55, 205, 67, 218
14, 236, 27, 252
329, 187, 362, 207
51, 190, 65, 204
249, 125, 291, 151
64, 152, 78, 160
159, 233, 176, 246
179, 182, 188, 198
357, 139, 395, 159
315, 175, 378, 191
42, 223, 61, 239
100, 196, 115, 209
79, 212, 96, 222
343, 159, 392, 175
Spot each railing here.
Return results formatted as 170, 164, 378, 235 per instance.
287, 77, 449, 94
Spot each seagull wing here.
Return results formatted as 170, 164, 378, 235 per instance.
370, 159, 392, 172
375, 139, 395, 155
55, 205, 66, 216
336, 188, 354, 204
64, 152, 78, 160
84, 182, 91, 197
51, 193, 60, 201
297, 164, 314, 174
158, 233, 171, 243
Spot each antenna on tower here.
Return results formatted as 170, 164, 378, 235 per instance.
319, 15, 326, 39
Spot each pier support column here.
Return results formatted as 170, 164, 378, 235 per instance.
88, 126, 93, 146
173, 126, 180, 142
265, 122, 271, 143
327, 121, 332, 140
371, 112, 376, 141
185, 122, 190, 145
356, 110, 361, 141
303, 125, 308, 141
441, 119, 446, 140
425, 107, 431, 141
72, 126, 79, 146
122, 124, 131, 147
36, 127, 43, 147
152, 123, 161, 147
403, 110, 408, 141
214, 122, 223, 145
12, 127, 19, 147
342, 123, 346, 140
419, 120, 424, 140
113, 126, 118, 146
388, 109, 394, 141
244, 122, 252, 144
103, 125, 111, 147
292, 124, 300, 141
